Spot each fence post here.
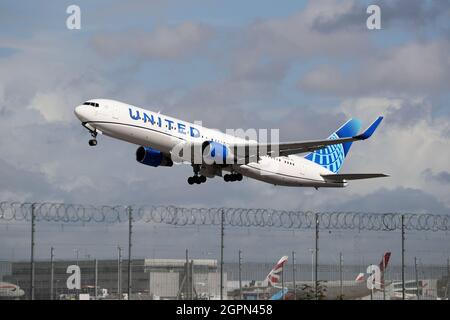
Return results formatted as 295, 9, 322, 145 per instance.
50, 247, 54, 300
292, 251, 296, 300
315, 213, 319, 300
185, 248, 190, 299
401, 214, 405, 300
382, 253, 386, 300
117, 246, 122, 300
220, 209, 225, 300
30, 203, 36, 300
281, 259, 285, 300
95, 259, 98, 300
339, 252, 343, 300
128, 206, 133, 300
447, 258, 450, 300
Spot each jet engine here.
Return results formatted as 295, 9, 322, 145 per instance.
202, 141, 235, 164
136, 146, 173, 167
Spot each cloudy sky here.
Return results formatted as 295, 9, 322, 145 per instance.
1, 0, 450, 264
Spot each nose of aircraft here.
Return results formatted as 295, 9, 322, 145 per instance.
74, 105, 88, 122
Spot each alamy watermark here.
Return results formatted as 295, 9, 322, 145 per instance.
66, 5, 81, 30
367, 4, 381, 30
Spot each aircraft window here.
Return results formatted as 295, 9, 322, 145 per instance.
83, 102, 99, 107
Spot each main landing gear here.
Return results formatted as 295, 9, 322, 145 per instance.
88, 130, 98, 146
188, 164, 207, 185
188, 175, 207, 185
224, 173, 243, 182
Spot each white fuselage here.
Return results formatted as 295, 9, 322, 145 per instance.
0, 282, 25, 298
74, 99, 346, 188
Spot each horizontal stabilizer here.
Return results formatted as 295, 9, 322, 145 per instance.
321, 173, 389, 181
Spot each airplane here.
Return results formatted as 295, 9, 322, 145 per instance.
227, 256, 288, 300
74, 99, 388, 186
270, 252, 392, 300
0, 282, 25, 299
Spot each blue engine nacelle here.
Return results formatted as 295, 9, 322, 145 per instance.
202, 141, 233, 164
136, 146, 173, 167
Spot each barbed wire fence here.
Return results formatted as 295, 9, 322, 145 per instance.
1, 201, 449, 300
1, 202, 449, 231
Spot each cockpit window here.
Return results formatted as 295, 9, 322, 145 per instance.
83, 102, 99, 107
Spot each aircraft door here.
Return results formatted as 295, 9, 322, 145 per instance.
111, 104, 119, 120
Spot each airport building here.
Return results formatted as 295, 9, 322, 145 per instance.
1, 258, 224, 300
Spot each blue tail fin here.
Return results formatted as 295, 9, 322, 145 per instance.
304, 119, 361, 173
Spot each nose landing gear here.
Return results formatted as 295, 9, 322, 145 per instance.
88, 130, 98, 147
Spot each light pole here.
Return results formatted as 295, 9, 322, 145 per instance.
238, 250, 242, 300
117, 246, 122, 300
95, 259, 98, 300
56, 280, 60, 300
73, 248, 79, 298
414, 257, 419, 300
74, 249, 79, 265
292, 251, 296, 300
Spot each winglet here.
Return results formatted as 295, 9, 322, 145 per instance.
355, 116, 383, 140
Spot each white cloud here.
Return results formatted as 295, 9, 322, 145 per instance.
333, 97, 450, 206
91, 21, 213, 60
299, 40, 450, 96
28, 92, 71, 123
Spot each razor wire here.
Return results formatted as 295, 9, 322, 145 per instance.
0, 202, 449, 231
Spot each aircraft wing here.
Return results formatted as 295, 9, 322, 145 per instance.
233, 116, 383, 160
321, 173, 389, 181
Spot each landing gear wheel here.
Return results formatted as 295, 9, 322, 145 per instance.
224, 173, 242, 182
188, 175, 206, 185
88, 130, 98, 146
